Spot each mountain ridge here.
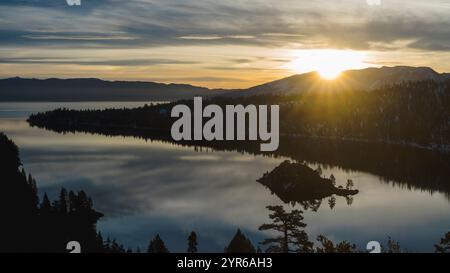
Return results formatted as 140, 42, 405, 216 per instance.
1, 66, 449, 101
0, 76, 223, 101
234, 66, 448, 97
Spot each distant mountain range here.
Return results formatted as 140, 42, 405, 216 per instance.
0, 77, 227, 101
236, 66, 450, 97
1, 66, 449, 101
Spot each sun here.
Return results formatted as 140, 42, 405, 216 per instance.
288, 49, 368, 80
317, 66, 344, 80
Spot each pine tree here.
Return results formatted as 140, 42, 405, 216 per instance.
77, 190, 91, 210
225, 229, 256, 253
434, 232, 450, 253
111, 239, 123, 253
292, 229, 314, 253
346, 179, 354, 190
384, 237, 403, 253
30, 177, 39, 209
187, 231, 198, 253
59, 188, 68, 214
68, 190, 77, 213
315, 166, 322, 176
147, 234, 169, 253
315, 235, 357, 253
330, 174, 336, 186
40, 193, 52, 214
328, 196, 336, 210
258, 205, 310, 253
315, 235, 335, 253
104, 237, 112, 252
96, 232, 104, 252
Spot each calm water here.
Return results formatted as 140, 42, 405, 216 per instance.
0, 102, 449, 252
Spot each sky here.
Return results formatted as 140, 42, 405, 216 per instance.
0, 0, 449, 88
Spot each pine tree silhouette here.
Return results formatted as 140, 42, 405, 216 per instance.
0, 132, 110, 253
147, 234, 170, 253
258, 205, 311, 253
187, 231, 198, 253
434, 232, 450, 253
225, 229, 256, 253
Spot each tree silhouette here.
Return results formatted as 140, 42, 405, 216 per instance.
328, 196, 336, 210
315, 235, 357, 253
434, 232, 450, 253
225, 229, 256, 253
27, 173, 39, 210
346, 179, 354, 190
383, 237, 404, 253
293, 229, 314, 253
258, 205, 311, 253
58, 188, 68, 214
330, 174, 336, 186
0, 132, 112, 253
110, 239, 125, 253
147, 234, 170, 253
68, 190, 77, 213
187, 231, 198, 253
40, 193, 52, 214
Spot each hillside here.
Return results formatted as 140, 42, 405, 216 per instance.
235, 66, 448, 96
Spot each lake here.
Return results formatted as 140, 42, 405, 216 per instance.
0, 102, 449, 252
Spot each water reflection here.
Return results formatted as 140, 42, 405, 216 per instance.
32, 117, 450, 198
0, 102, 449, 252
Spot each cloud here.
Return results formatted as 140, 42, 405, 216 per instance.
0, 0, 450, 84
408, 38, 450, 51
0, 57, 198, 66
151, 76, 249, 83
0, 0, 448, 51
178, 35, 222, 40
22, 34, 137, 41
229, 58, 254, 64
0, 0, 108, 9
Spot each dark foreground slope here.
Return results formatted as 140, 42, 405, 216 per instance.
0, 132, 105, 252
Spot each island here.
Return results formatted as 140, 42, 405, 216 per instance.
257, 160, 359, 204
